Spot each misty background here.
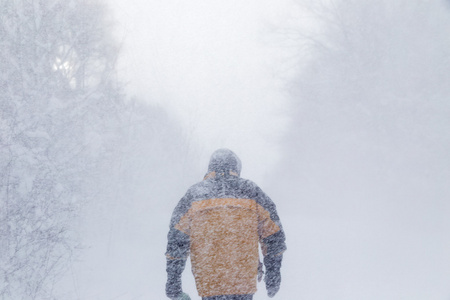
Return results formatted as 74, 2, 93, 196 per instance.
1, 0, 449, 299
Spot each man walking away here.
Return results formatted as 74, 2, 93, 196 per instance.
166, 149, 286, 300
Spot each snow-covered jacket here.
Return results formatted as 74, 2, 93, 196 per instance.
166, 149, 286, 298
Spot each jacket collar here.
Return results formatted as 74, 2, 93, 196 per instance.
203, 170, 239, 180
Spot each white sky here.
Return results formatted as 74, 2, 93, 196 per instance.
109, 0, 300, 182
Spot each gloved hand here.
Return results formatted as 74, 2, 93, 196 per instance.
178, 293, 191, 300
264, 269, 281, 297
263, 254, 282, 297
167, 292, 190, 300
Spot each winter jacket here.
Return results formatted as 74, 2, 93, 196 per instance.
166, 149, 286, 298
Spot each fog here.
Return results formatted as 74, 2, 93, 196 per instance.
270, 1, 450, 299
109, 0, 295, 182
1, 0, 450, 299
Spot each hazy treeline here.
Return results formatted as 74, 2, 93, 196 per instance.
0, 1, 197, 299
277, 0, 450, 212
271, 1, 450, 299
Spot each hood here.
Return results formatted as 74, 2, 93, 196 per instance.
206, 148, 242, 177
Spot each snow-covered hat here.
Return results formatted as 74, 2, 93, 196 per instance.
207, 148, 242, 176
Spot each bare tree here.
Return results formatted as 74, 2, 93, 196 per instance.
0, 0, 123, 298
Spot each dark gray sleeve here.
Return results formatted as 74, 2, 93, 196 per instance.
165, 191, 192, 260
165, 191, 192, 298
254, 185, 286, 296
253, 184, 287, 258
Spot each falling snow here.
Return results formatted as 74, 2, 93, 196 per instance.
1, 0, 450, 299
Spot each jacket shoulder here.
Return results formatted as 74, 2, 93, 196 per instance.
185, 180, 214, 200
237, 178, 280, 220
235, 178, 267, 201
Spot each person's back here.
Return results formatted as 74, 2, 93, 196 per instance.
166, 149, 286, 300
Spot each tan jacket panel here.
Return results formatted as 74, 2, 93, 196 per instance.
175, 198, 280, 297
